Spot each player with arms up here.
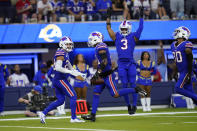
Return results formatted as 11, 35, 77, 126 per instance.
106, 6, 144, 114
171, 26, 197, 105
39, 36, 85, 123
82, 31, 146, 122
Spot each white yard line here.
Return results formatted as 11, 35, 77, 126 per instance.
144, 116, 197, 118
0, 126, 126, 131
183, 122, 197, 124
0, 111, 197, 121
159, 123, 173, 125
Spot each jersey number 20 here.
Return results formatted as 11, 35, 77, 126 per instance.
173, 51, 182, 62
121, 39, 128, 50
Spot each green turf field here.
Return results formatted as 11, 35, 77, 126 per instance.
0, 108, 197, 131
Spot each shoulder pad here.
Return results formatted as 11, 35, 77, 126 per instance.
96, 43, 108, 49
55, 49, 65, 57
185, 42, 193, 48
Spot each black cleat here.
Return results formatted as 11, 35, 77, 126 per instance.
130, 106, 137, 115
81, 113, 96, 122
128, 105, 132, 115
135, 86, 147, 96
192, 99, 197, 105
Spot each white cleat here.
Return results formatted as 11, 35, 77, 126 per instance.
142, 107, 148, 112
147, 107, 152, 112
38, 112, 46, 124
70, 118, 85, 123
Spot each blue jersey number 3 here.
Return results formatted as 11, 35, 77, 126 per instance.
121, 39, 128, 50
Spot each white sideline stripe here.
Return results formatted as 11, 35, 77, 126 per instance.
0, 111, 197, 121
0, 126, 125, 131
2, 105, 169, 115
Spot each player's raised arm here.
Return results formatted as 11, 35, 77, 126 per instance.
106, 8, 116, 41
134, 6, 144, 42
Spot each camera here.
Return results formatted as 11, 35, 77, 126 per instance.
28, 87, 56, 111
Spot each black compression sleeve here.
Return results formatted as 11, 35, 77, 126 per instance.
186, 52, 193, 74
99, 52, 108, 71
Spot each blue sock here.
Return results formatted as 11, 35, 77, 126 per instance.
43, 97, 64, 115
91, 94, 100, 114
176, 88, 197, 101
122, 83, 131, 106
130, 83, 138, 107
132, 93, 138, 106
70, 96, 77, 119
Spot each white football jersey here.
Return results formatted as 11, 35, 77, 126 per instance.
9, 73, 30, 87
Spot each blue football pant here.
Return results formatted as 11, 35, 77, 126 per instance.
43, 79, 77, 119
91, 74, 136, 114
118, 63, 138, 106
175, 72, 197, 101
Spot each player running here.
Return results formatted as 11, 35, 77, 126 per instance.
81, 31, 147, 122
171, 26, 197, 106
39, 36, 85, 123
106, 7, 144, 114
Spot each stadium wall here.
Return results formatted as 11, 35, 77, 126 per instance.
4, 82, 197, 111
0, 20, 197, 44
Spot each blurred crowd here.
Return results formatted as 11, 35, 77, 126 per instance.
0, 0, 197, 24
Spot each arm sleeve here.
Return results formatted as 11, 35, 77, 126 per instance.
54, 60, 72, 74
134, 18, 144, 39
67, 61, 74, 70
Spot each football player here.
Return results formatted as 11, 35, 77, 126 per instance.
171, 26, 197, 106
81, 31, 146, 122
106, 6, 144, 114
39, 36, 85, 123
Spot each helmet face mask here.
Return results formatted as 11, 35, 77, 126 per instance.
59, 36, 74, 52
120, 28, 128, 36
119, 21, 131, 37
173, 26, 191, 40
88, 31, 103, 47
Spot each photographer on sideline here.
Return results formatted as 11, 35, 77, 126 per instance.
18, 85, 55, 117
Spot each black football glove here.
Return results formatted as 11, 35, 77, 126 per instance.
139, 6, 144, 18
91, 71, 101, 84
107, 7, 112, 19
